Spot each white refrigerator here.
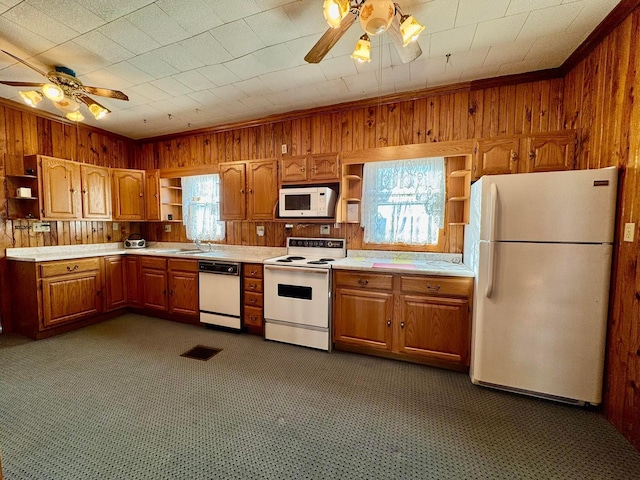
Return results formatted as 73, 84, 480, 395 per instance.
463, 167, 617, 405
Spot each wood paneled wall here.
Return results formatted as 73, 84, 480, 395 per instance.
564, 9, 640, 450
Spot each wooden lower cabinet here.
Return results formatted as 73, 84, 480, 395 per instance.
167, 259, 199, 317
243, 263, 264, 334
333, 270, 473, 371
125, 256, 141, 306
140, 257, 169, 311
104, 256, 127, 311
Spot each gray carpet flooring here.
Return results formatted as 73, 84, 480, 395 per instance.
1, 314, 639, 480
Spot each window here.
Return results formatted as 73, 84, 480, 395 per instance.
361, 157, 445, 245
182, 174, 225, 241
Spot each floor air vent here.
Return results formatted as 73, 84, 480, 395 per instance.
180, 345, 222, 361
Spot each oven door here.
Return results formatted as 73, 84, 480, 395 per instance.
264, 265, 330, 328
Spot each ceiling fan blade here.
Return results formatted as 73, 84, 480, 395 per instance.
0, 80, 45, 88
76, 94, 111, 113
82, 85, 129, 101
388, 14, 422, 63
304, 11, 357, 64
1, 50, 48, 77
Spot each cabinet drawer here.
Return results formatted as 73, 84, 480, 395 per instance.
244, 291, 263, 308
244, 278, 263, 293
243, 306, 263, 328
168, 258, 198, 272
244, 263, 263, 279
40, 257, 100, 278
334, 271, 393, 290
139, 256, 167, 270
400, 276, 472, 297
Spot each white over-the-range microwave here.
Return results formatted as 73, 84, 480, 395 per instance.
279, 187, 337, 218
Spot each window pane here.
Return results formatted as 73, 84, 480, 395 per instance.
361, 157, 445, 245
182, 174, 225, 241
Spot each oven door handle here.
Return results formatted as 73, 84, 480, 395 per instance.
264, 265, 329, 275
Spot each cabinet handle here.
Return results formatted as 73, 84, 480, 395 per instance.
248, 188, 253, 194
250, 269, 258, 276
300, 166, 306, 172
357, 278, 369, 286
511, 150, 518, 162
529, 150, 536, 160
248, 283, 256, 290
82, 189, 87, 194
240, 188, 245, 194
66, 265, 79, 271
169, 289, 174, 296
162, 289, 167, 295
154, 193, 158, 198
426, 284, 440, 292
311, 166, 317, 173
400, 321, 405, 329
387, 320, 391, 327
249, 298, 256, 304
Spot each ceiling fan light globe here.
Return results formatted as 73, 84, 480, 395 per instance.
42, 83, 64, 102
323, 0, 349, 28
53, 97, 80, 113
400, 15, 425, 46
66, 111, 84, 122
89, 103, 109, 120
359, 0, 394, 36
19, 90, 42, 107
351, 34, 372, 63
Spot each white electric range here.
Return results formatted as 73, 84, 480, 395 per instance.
263, 237, 346, 351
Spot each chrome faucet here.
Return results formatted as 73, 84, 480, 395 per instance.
194, 238, 212, 252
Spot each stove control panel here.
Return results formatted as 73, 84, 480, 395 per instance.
288, 238, 345, 249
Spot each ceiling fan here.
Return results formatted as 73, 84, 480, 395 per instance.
0, 49, 129, 122
305, 0, 425, 64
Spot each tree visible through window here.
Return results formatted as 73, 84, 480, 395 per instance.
361, 157, 445, 245
182, 174, 225, 241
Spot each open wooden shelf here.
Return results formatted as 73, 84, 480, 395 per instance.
446, 155, 472, 226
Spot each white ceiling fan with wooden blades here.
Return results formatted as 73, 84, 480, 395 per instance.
305, 0, 424, 64
0, 49, 129, 121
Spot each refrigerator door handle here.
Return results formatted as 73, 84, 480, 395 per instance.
486, 183, 498, 298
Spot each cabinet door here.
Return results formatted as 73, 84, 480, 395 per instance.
219, 162, 246, 220
280, 156, 308, 183
247, 160, 277, 220
309, 153, 339, 182
334, 287, 393, 351
112, 169, 145, 220
145, 169, 161, 221
125, 256, 141, 306
169, 270, 199, 317
41, 271, 102, 328
474, 137, 519, 179
398, 295, 470, 366
81, 164, 111, 219
526, 132, 576, 173
40, 157, 82, 219
141, 267, 168, 311
104, 256, 127, 310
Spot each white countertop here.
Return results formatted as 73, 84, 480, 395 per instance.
5, 243, 473, 277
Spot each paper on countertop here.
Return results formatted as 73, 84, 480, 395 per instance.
372, 263, 417, 269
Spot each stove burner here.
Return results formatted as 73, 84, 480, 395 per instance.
319, 258, 335, 262
276, 258, 293, 262
307, 260, 328, 265
287, 256, 305, 260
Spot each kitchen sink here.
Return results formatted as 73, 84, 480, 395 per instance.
175, 250, 207, 255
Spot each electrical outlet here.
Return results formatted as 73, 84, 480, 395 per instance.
164, 224, 172, 233
33, 222, 50, 233
320, 225, 330, 235
112, 222, 119, 230
623, 223, 635, 242
257, 225, 265, 237
281, 144, 287, 154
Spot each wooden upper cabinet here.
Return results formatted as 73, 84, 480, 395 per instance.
111, 168, 146, 220
145, 169, 161, 221
40, 156, 82, 220
473, 137, 519, 179
247, 160, 277, 220
280, 153, 339, 184
81, 165, 111, 220
220, 161, 247, 221
526, 131, 576, 173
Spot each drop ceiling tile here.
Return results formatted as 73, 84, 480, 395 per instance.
74, 0, 155, 22
151, 76, 194, 96
285, 34, 322, 63
409, 59, 430, 86
103, 61, 154, 85
283, 1, 328, 37
202, 0, 261, 23
259, 70, 299, 92
210, 20, 265, 58
343, 70, 380, 95
255, 44, 300, 72
244, 7, 299, 46
79, 69, 133, 91
197, 64, 240, 87
209, 84, 248, 101
484, 40, 534, 66
73, 31, 135, 64
524, 31, 577, 66
471, 13, 528, 49
354, 45, 393, 74
187, 89, 220, 106
497, 58, 542, 75
224, 54, 268, 81
174, 70, 217, 91
318, 56, 359, 81
129, 82, 172, 101
166, 94, 206, 110
154, 44, 205, 72
155, 0, 223, 35
430, 24, 476, 58
234, 77, 270, 96
410, 0, 458, 35
568, 0, 619, 35
98, 18, 161, 56
255, 0, 293, 10
517, 2, 584, 41
376, 63, 411, 86
239, 94, 273, 109
35, 42, 111, 75
0, 18, 55, 58
179, 32, 232, 66
128, 51, 179, 78
427, 70, 463, 88
126, 4, 190, 46
287, 64, 327, 86
26, 0, 106, 33
506, 0, 563, 15
3, 2, 79, 43
456, 0, 510, 27
442, 48, 490, 72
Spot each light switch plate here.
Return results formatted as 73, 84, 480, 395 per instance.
320, 225, 330, 235
257, 225, 265, 236
32, 222, 50, 233
281, 144, 287, 154
112, 222, 119, 230
624, 223, 635, 242
164, 224, 172, 233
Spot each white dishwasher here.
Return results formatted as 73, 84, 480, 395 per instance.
198, 260, 241, 329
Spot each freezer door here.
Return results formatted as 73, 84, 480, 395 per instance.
478, 167, 617, 243
471, 242, 612, 404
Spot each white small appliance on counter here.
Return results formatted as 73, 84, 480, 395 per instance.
123, 234, 146, 249
279, 187, 337, 218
